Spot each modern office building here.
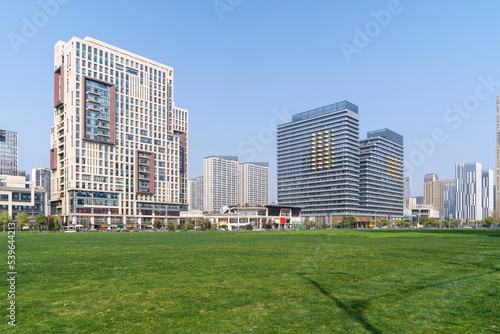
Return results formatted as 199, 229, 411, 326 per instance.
482, 168, 494, 219
188, 176, 204, 211
403, 175, 411, 207
239, 162, 269, 207
424, 176, 456, 219
204, 156, 238, 213
32, 166, 51, 215
32, 166, 51, 194
0, 174, 46, 220
443, 181, 456, 220
277, 101, 361, 217
0, 129, 18, 176
50, 36, 189, 228
359, 129, 404, 218
455, 162, 482, 221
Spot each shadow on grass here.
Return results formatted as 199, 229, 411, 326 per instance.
298, 265, 500, 333
359, 229, 500, 237
298, 274, 382, 334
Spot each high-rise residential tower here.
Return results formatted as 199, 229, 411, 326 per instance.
32, 166, 51, 193
482, 168, 494, 219
188, 176, 204, 211
239, 162, 269, 206
455, 162, 482, 221
277, 101, 360, 217
359, 129, 404, 218
0, 129, 18, 176
204, 156, 238, 213
51, 37, 188, 228
424, 176, 456, 219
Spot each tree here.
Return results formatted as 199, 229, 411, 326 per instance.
342, 216, 356, 229
484, 216, 493, 228
0, 212, 12, 232
201, 219, 211, 230
450, 219, 461, 228
395, 219, 404, 228
419, 217, 431, 227
152, 219, 162, 230
186, 223, 194, 230
379, 219, 390, 227
166, 223, 175, 231
35, 214, 46, 231
245, 224, 253, 231
16, 213, 30, 232
403, 219, 411, 228
50, 215, 61, 231
429, 218, 440, 228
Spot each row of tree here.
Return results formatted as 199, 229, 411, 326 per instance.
0, 212, 61, 232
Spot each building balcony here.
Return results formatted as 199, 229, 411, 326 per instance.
88, 91, 100, 96
86, 99, 100, 104
87, 106, 100, 112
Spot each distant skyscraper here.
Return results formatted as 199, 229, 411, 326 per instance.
277, 101, 360, 217
455, 162, 482, 221
188, 176, 204, 211
239, 162, 269, 206
424, 176, 455, 219
482, 169, 494, 219
204, 156, 239, 212
359, 129, 404, 218
424, 173, 438, 183
32, 166, 51, 193
404, 174, 412, 207
0, 129, 18, 176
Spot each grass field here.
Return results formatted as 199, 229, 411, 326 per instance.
1, 229, 500, 333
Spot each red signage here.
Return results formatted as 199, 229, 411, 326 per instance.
280, 217, 286, 224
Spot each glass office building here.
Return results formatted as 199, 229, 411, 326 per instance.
0, 129, 18, 176
277, 101, 361, 216
359, 129, 404, 218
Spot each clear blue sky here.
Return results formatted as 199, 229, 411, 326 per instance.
0, 0, 498, 201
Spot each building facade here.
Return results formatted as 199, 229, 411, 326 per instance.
277, 101, 361, 217
188, 176, 204, 211
0, 174, 46, 220
481, 168, 494, 219
204, 156, 238, 213
32, 166, 51, 194
359, 129, 404, 218
455, 162, 482, 221
0, 129, 18, 176
239, 162, 269, 207
424, 176, 455, 219
50, 36, 188, 228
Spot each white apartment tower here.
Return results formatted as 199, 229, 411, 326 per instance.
51, 37, 188, 228
239, 162, 269, 206
482, 168, 494, 219
204, 156, 238, 213
188, 176, 204, 211
455, 162, 482, 221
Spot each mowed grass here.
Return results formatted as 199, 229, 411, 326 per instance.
1, 230, 500, 333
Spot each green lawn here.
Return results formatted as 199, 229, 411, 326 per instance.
1, 230, 500, 333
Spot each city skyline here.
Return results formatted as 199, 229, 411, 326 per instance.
0, 1, 499, 201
